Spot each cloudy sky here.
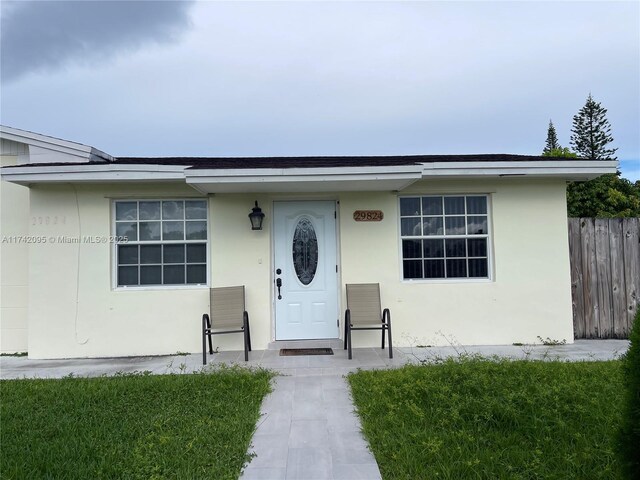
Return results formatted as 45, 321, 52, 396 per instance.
1, 1, 638, 180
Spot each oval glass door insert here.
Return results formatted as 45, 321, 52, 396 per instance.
292, 216, 318, 285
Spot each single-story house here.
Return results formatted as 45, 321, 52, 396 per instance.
0, 125, 617, 359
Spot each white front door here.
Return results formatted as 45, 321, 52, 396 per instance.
274, 201, 339, 340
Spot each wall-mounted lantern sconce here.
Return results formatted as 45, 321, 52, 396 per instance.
249, 201, 265, 230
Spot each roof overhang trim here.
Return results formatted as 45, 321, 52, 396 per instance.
185, 168, 423, 193
420, 160, 618, 180
0, 160, 619, 189
0, 164, 186, 185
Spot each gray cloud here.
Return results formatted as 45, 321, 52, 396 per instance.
1, 1, 637, 178
1, 0, 194, 83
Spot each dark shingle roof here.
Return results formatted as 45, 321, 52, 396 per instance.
115, 154, 555, 169
1, 154, 597, 170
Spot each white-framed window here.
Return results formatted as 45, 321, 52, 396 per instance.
113, 199, 208, 287
399, 195, 491, 280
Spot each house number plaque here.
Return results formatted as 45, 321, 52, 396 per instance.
353, 210, 384, 222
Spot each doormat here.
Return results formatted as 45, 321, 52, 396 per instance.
279, 348, 334, 356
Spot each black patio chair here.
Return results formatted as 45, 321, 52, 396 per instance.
202, 286, 251, 364
344, 283, 392, 360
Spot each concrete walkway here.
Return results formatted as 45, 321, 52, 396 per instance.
239, 340, 404, 480
0, 339, 629, 480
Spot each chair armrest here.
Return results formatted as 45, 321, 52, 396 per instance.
202, 313, 211, 330
345, 309, 351, 326
382, 308, 391, 324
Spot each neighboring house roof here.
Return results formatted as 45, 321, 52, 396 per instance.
1, 125, 619, 193
0, 125, 113, 164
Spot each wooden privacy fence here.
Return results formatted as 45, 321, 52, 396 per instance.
568, 217, 639, 339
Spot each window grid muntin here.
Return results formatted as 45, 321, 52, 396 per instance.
400, 195, 490, 280
114, 200, 208, 287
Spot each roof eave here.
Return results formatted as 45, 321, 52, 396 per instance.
420, 160, 618, 181
0, 160, 619, 188
0, 164, 186, 186
185, 169, 423, 193
0, 125, 114, 162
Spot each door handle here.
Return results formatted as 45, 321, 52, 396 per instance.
276, 278, 282, 300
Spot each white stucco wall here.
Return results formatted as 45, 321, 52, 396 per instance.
24, 178, 573, 359
27, 184, 212, 358
338, 178, 574, 348
0, 154, 30, 353
209, 194, 273, 352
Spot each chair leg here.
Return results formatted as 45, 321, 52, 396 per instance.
343, 321, 347, 350
244, 312, 252, 351
243, 326, 249, 362
344, 310, 350, 350
245, 315, 251, 361
387, 324, 393, 359
383, 308, 392, 359
347, 323, 353, 360
204, 315, 214, 354
202, 314, 208, 365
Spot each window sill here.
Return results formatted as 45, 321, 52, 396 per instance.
113, 284, 209, 292
401, 277, 494, 285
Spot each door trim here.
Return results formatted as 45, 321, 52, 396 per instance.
271, 199, 341, 341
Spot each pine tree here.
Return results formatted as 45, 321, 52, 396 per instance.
570, 94, 618, 160
543, 119, 560, 154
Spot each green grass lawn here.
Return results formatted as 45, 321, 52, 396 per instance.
349, 359, 623, 480
1, 367, 272, 480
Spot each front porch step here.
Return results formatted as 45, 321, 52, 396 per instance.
267, 338, 343, 350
